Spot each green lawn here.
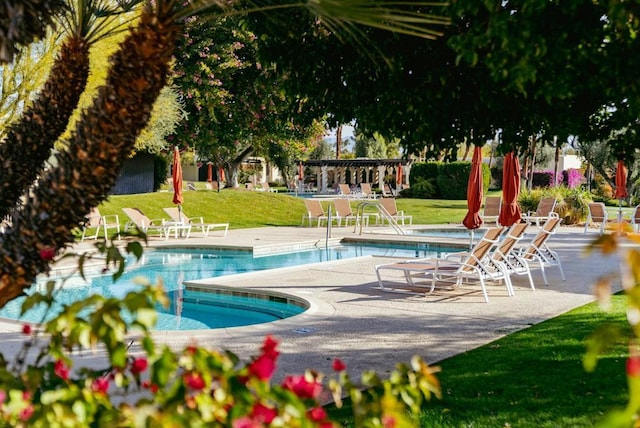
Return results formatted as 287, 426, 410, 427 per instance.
96, 189, 632, 427
328, 296, 630, 428
96, 189, 469, 233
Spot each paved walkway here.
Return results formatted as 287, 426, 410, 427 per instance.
0, 224, 624, 383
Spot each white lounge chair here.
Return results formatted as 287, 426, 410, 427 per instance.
584, 202, 614, 235
516, 215, 565, 286
480, 196, 502, 225
122, 208, 184, 239
302, 199, 330, 227
359, 183, 377, 199
333, 198, 368, 227
375, 227, 510, 302
163, 207, 229, 237
379, 197, 412, 225
522, 196, 557, 227
80, 207, 120, 241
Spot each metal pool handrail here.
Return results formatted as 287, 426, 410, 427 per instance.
354, 201, 406, 235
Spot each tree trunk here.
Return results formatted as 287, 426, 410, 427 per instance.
553, 136, 560, 186
0, 5, 178, 308
336, 125, 342, 159
0, 36, 89, 219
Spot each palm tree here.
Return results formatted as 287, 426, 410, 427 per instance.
0, 0, 449, 307
0, 0, 138, 219
0, 0, 66, 63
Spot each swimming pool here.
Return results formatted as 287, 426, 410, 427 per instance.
0, 243, 463, 330
405, 227, 487, 239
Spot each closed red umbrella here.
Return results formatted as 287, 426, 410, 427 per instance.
298, 161, 304, 180
218, 167, 225, 182
396, 163, 403, 188
498, 152, 522, 227
614, 159, 628, 222
206, 163, 213, 183
615, 159, 628, 199
463, 146, 484, 230
172, 147, 184, 220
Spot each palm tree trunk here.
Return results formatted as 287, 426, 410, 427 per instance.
0, 37, 89, 219
0, 6, 179, 307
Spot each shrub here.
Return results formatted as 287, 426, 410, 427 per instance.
410, 177, 438, 199
436, 162, 490, 200
519, 186, 592, 225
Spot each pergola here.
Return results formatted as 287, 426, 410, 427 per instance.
300, 158, 412, 194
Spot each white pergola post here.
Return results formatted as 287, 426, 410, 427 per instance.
321, 165, 328, 194
377, 165, 386, 190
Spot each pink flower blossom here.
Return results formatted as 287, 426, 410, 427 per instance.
92, 377, 109, 394
282, 374, 323, 400
261, 335, 279, 359
39, 247, 56, 261
231, 416, 261, 428
19, 405, 34, 421
332, 358, 346, 372
248, 354, 276, 381
250, 402, 277, 424
130, 357, 148, 375
307, 406, 327, 422
184, 372, 205, 391
54, 360, 70, 380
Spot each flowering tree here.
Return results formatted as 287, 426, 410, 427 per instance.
170, 15, 324, 187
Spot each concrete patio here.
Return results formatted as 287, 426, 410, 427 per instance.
0, 224, 625, 384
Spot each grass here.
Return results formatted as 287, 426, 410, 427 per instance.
97, 188, 631, 426
328, 296, 631, 427
95, 189, 469, 233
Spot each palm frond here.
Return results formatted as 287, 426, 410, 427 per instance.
58, 0, 143, 44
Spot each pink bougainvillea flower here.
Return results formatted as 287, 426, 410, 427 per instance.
0, 390, 6, 404
307, 406, 327, 422
261, 335, 279, 359
282, 374, 323, 400
628, 355, 640, 377
382, 414, 397, 428
332, 358, 346, 372
38, 247, 56, 261
92, 377, 109, 394
54, 359, 70, 380
231, 416, 261, 428
142, 380, 159, 394
21, 324, 32, 335
184, 372, 206, 391
130, 357, 148, 375
248, 354, 276, 381
19, 404, 34, 422
251, 402, 277, 424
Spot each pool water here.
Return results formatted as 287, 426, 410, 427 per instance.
406, 228, 487, 239
0, 243, 462, 330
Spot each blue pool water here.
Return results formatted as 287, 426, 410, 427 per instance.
0, 243, 462, 330
406, 228, 487, 239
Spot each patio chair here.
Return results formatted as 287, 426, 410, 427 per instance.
632, 205, 640, 233
338, 183, 354, 198
163, 207, 229, 237
259, 182, 277, 193
379, 197, 412, 225
80, 207, 120, 241
374, 227, 509, 302
359, 183, 377, 199
522, 196, 557, 227
516, 215, 565, 286
122, 207, 179, 239
302, 199, 330, 227
333, 198, 368, 227
382, 183, 396, 198
584, 202, 614, 235
480, 196, 502, 225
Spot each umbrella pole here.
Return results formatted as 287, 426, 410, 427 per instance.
469, 229, 474, 250
618, 199, 623, 224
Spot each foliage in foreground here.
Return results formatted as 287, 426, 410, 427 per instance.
0, 240, 440, 427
